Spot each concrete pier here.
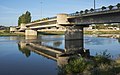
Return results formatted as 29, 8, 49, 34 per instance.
65, 26, 83, 40
64, 26, 84, 53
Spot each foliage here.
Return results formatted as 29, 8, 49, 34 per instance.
85, 9, 89, 14
53, 41, 62, 47
18, 11, 31, 26
108, 5, 114, 10
80, 10, 83, 14
75, 11, 79, 14
59, 51, 120, 75
90, 8, 94, 12
101, 6, 106, 10
116, 3, 120, 9
61, 56, 92, 74
94, 50, 113, 65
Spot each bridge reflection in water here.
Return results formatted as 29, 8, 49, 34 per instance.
18, 36, 90, 67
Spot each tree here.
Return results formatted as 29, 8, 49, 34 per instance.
85, 9, 89, 14
101, 6, 106, 11
90, 8, 94, 12
80, 10, 83, 14
25, 11, 31, 23
108, 5, 114, 10
116, 3, 120, 9
18, 16, 21, 26
18, 11, 31, 26
75, 11, 79, 14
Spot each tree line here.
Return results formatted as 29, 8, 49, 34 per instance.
75, 3, 120, 14
18, 11, 31, 26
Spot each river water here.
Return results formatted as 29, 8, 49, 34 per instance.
0, 35, 120, 75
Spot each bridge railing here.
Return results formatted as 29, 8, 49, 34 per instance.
31, 16, 57, 23
68, 5, 119, 17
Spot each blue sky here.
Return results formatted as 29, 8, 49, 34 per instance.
0, 0, 120, 26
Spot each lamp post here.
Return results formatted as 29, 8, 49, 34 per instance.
40, 1, 43, 19
94, 0, 96, 10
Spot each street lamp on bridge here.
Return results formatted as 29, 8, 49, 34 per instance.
40, 1, 43, 19
94, 0, 96, 10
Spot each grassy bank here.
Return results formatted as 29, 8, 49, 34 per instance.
38, 30, 120, 35
38, 31, 65, 35
84, 30, 120, 35
0, 30, 120, 36
0, 32, 24, 36
59, 51, 120, 75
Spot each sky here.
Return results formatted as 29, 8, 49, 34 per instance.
0, 0, 120, 26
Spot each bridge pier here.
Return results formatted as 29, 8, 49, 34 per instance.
64, 26, 84, 54
25, 29, 37, 39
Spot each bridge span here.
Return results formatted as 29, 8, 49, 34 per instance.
10, 5, 120, 54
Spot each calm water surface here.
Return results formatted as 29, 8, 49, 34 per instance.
0, 35, 120, 75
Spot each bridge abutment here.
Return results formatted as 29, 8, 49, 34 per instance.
25, 29, 37, 39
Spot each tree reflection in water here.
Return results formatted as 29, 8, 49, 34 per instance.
53, 41, 62, 47
18, 42, 31, 57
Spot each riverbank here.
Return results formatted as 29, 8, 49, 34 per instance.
84, 29, 120, 35
39, 30, 120, 35
0, 32, 24, 36
0, 29, 120, 36
38, 31, 65, 35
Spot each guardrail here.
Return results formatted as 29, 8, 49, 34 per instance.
68, 5, 119, 16
31, 16, 57, 23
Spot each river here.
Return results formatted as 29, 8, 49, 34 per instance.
0, 35, 120, 75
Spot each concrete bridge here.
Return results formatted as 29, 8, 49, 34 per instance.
10, 5, 120, 53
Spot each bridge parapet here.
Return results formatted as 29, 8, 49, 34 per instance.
57, 13, 70, 25
68, 5, 120, 17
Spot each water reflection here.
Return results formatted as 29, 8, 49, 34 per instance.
18, 41, 31, 57
84, 35, 120, 45
118, 38, 120, 43
0, 35, 120, 75
53, 41, 62, 47
18, 35, 90, 67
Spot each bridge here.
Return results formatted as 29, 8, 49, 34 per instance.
10, 5, 120, 53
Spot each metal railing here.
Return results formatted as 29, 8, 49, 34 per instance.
68, 5, 120, 17
31, 16, 57, 23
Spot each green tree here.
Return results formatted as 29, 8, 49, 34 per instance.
18, 11, 31, 26
101, 6, 106, 11
108, 5, 114, 10
25, 11, 31, 23
85, 9, 89, 14
18, 16, 21, 26
116, 3, 120, 9
90, 8, 94, 12
75, 11, 79, 14
80, 10, 83, 14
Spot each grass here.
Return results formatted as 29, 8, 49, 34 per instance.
0, 32, 24, 36
58, 51, 120, 75
84, 30, 120, 34
38, 31, 65, 35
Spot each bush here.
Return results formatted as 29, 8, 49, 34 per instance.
58, 51, 120, 75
